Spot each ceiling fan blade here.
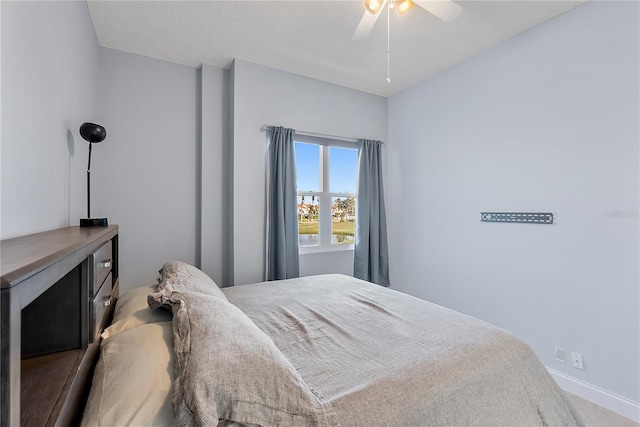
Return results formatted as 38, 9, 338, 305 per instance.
352, 1, 386, 41
414, 0, 463, 22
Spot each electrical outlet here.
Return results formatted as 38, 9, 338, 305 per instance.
555, 347, 566, 363
571, 353, 584, 370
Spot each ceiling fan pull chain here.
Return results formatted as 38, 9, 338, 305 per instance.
386, 1, 391, 83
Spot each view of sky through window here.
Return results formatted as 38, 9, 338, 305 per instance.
295, 142, 357, 192
329, 147, 357, 193
295, 143, 320, 192
295, 142, 357, 248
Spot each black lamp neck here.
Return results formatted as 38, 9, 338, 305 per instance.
87, 143, 93, 218
87, 142, 93, 173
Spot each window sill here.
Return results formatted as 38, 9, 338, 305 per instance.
299, 244, 354, 255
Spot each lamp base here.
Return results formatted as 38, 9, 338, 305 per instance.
80, 218, 108, 227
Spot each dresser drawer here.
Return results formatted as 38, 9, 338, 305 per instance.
90, 241, 112, 294
91, 273, 113, 343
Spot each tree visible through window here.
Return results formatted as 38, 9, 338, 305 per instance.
295, 142, 357, 250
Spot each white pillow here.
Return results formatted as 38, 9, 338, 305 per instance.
102, 285, 171, 339
82, 322, 174, 427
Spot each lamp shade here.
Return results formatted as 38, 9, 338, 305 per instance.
80, 122, 106, 143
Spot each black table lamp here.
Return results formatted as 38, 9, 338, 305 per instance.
79, 122, 108, 227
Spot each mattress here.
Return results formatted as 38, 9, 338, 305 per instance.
82, 272, 584, 426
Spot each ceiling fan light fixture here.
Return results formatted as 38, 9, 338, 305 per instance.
395, 0, 414, 15
364, 0, 384, 15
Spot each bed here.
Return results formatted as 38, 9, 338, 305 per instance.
81, 261, 584, 426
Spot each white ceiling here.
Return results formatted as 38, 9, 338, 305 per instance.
87, 0, 585, 97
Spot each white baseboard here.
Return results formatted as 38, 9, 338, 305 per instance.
547, 367, 640, 423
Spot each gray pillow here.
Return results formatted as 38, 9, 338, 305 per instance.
149, 261, 227, 310
161, 290, 337, 427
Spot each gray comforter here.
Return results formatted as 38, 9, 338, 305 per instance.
221, 274, 584, 426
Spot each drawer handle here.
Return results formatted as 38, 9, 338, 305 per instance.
100, 260, 112, 268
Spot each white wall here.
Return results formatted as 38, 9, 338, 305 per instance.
1, 1, 99, 239
231, 60, 387, 285
300, 251, 354, 277
387, 0, 639, 404
95, 48, 199, 293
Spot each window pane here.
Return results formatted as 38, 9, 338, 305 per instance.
329, 147, 357, 193
295, 142, 320, 192
298, 195, 320, 247
331, 197, 355, 245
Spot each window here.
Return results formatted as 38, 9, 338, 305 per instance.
295, 141, 357, 252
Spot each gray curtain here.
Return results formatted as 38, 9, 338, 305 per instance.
266, 126, 300, 280
354, 139, 390, 286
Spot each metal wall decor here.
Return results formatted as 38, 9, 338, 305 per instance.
481, 212, 553, 224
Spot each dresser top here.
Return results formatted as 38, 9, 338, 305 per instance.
1, 225, 118, 288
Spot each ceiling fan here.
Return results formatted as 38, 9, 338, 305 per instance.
353, 0, 463, 41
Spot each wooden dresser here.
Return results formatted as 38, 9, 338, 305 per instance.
1, 225, 119, 426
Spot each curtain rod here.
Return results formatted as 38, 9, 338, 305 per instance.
262, 125, 383, 144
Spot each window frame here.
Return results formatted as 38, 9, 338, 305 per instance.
295, 139, 357, 254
